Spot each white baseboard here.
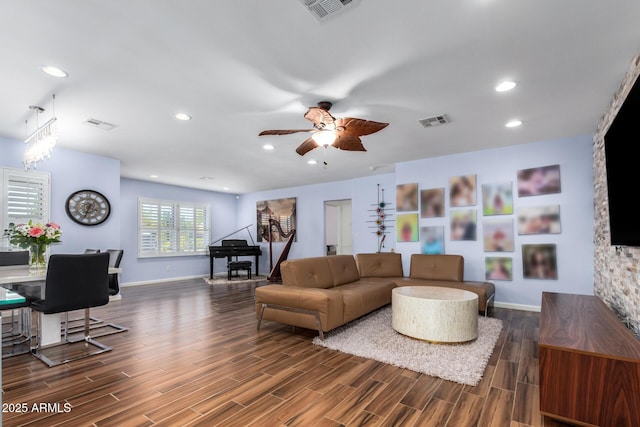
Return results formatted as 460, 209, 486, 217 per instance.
121, 274, 205, 287
494, 301, 540, 312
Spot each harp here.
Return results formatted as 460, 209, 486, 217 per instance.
267, 218, 296, 283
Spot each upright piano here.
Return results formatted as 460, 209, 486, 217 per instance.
208, 239, 262, 279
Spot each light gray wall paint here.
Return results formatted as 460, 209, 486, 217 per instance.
119, 178, 238, 284
0, 136, 121, 254
395, 135, 594, 307
1, 133, 595, 307
237, 174, 396, 276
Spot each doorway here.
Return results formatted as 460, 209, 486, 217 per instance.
324, 199, 352, 255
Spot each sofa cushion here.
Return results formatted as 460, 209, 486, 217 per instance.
337, 280, 395, 323
281, 257, 334, 289
355, 252, 404, 278
409, 254, 463, 281
327, 255, 361, 286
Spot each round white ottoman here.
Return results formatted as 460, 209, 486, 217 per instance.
392, 286, 479, 343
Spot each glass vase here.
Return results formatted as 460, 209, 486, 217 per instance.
29, 243, 48, 271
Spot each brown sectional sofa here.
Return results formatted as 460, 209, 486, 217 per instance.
255, 252, 495, 339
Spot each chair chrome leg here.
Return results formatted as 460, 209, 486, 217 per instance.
31, 307, 112, 367
65, 307, 128, 342
63, 312, 69, 342
2, 308, 32, 348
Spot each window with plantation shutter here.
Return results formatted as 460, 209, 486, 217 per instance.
1, 168, 51, 248
138, 197, 210, 257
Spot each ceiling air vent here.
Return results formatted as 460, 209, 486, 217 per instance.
418, 114, 450, 128
299, 0, 354, 20
84, 118, 118, 131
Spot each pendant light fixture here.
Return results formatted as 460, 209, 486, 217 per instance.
24, 94, 58, 170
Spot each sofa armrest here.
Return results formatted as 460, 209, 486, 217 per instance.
255, 285, 344, 331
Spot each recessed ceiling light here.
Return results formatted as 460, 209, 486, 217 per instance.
495, 81, 516, 92
41, 66, 68, 78
505, 119, 522, 128
150, 175, 159, 178
263, 144, 275, 150
174, 113, 192, 121
199, 176, 214, 181
307, 159, 318, 165
223, 187, 229, 191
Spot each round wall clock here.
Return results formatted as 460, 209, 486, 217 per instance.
65, 189, 111, 226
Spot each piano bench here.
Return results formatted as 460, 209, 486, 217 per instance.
228, 261, 252, 281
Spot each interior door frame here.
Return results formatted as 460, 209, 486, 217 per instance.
324, 199, 352, 255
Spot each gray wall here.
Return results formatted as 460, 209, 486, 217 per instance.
0, 137, 121, 253
395, 136, 594, 308
119, 178, 238, 284
3, 107, 604, 311
241, 136, 595, 309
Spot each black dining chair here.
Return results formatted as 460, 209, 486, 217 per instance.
0, 250, 32, 357
67, 249, 104, 327
0, 250, 29, 266
68, 248, 128, 338
30, 253, 113, 367
106, 249, 124, 296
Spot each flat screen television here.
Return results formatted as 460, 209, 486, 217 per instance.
604, 74, 640, 246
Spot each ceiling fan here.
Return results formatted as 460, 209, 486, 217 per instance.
259, 101, 389, 156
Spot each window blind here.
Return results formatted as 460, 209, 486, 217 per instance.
138, 198, 210, 257
1, 168, 51, 245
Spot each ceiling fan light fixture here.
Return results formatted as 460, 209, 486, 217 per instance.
259, 101, 388, 156
311, 130, 336, 147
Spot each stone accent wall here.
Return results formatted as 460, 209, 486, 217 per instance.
593, 54, 640, 334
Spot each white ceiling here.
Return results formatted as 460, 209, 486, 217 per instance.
1, 1, 639, 194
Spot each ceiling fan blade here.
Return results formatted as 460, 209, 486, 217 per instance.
333, 135, 366, 152
295, 137, 319, 156
335, 118, 389, 136
259, 129, 314, 136
304, 107, 336, 127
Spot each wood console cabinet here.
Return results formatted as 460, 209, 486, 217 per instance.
539, 292, 640, 427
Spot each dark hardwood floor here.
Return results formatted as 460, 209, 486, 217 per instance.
2, 278, 568, 426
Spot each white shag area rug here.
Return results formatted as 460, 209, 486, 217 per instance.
312, 305, 503, 386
